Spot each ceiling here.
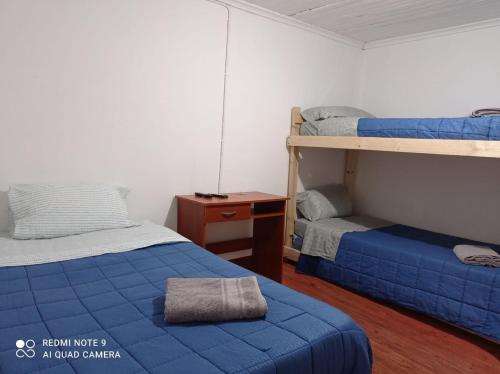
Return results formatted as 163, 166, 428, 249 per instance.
244, 0, 500, 42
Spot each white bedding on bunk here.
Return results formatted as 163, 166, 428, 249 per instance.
0, 221, 189, 267
300, 216, 391, 261
300, 117, 360, 136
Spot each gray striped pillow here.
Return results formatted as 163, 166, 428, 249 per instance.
8, 185, 135, 239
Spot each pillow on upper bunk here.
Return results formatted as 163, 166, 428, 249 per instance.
8, 184, 135, 239
296, 184, 352, 221
301, 106, 374, 122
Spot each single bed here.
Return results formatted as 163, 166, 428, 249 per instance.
293, 220, 500, 342
0, 224, 372, 374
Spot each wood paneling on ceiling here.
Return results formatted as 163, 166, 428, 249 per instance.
245, 0, 500, 42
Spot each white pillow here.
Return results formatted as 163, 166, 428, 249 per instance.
8, 184, 135, 239
301, 106, 374, 122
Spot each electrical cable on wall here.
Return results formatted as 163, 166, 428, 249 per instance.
205, 0, 356, 194
205, 0, 231, 194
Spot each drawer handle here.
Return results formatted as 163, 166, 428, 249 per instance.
221, 211, 237, 218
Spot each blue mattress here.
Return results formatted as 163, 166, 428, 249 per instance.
0, 242, 372, 374
358, 116, 500, 140
296, 225, 500, 341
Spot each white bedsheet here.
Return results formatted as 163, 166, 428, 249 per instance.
0, 222, 190, 266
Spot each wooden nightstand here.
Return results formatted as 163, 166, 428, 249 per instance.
176, 192, 287, 282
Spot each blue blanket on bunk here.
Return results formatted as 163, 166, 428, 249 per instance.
297, 225, 500, 341
0, 242, 372, 374
358, 117, 500, 140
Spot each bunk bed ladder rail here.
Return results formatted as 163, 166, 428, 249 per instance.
285, 107, 303, 262
284, 107, 358, 262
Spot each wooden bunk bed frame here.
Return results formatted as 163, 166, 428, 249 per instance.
284, 106, 500, 261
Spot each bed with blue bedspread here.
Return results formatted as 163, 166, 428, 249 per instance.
0, 240, 372, 374
301, 116, 500, 140
295, 224, 500, 342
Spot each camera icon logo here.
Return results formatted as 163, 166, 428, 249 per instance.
15, 339, 36, 358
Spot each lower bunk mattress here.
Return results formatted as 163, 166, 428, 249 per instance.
0, 241, 372, 374
296, 225, 500, 342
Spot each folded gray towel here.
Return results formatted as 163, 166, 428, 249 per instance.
164, 276, 268, 323
453, 244, 500, 268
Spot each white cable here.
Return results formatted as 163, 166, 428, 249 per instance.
204, 0, 230, 194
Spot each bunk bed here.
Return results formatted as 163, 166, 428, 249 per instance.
285, 107, 500, 342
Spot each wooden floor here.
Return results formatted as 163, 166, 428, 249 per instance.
282, 262, 500, 374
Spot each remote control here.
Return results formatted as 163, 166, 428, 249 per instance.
211, 193, 229, 199
195, 192, 213, 198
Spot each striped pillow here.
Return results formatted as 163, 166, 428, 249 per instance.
8, 185, 135, 239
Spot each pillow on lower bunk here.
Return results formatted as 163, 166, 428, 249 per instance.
8, 184, 135, 239
297, 184, 352, 221
301, 106, 374, 122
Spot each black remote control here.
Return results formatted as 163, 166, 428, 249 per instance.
211, 193, 229, 199
195, 192, 213, 198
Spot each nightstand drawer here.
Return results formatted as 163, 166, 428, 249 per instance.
206, 204, 251, 223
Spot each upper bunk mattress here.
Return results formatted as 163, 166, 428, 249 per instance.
358, 117, 500, 140
297, 224, 500, 342
0, 241, 372, 374
300, 116, 500, 140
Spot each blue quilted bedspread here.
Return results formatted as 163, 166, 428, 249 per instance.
0, 242, 371, 374
358, 116, 500, 140
297, 225, 500, 341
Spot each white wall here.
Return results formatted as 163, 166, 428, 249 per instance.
0, 0, 227, 231
0, 0, 363, 232
7, 0, 492, 245
221, 7, 363, 195
357, 24, 500, 243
